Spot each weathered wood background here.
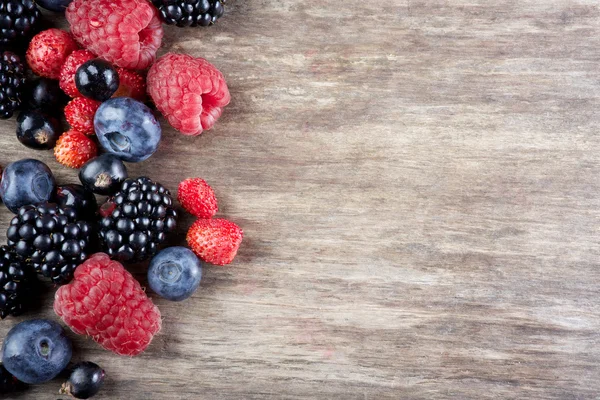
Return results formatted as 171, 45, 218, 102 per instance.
2, 0, 600, 398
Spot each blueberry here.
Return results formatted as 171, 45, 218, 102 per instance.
54, 184, 98, 220
75, 59, 119, 102
79, 154, 128, 195
0, 159, 55, 213
35, 0, 73, 12
1, 319, 72, 384
94, 97, 161, 162
16, 109, 62, 149
23, 78, 67, 111
147, 246, 202, 301
60, 361, 104, 399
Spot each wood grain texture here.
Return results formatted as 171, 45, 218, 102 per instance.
2, 0, 600, 398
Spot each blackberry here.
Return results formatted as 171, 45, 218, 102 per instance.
152, 0, 225, 27
0, 245, 34, 319
98, 177, 177, 262
0, 362, 24, 394
0, 51, 25, 119
7, 203, 93, 284
0, 0, 41, 46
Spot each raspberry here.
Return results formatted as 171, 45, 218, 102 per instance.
54, 253, 162, 356
26, 29, 78, 79
54, 130, 98, 169
147, 53, 230, 136
65, 98, 100, 135
113, 68, 146, 101
66, 0, 163, 70
59, 50, 95, 98
186, 218, 242, 265
178, 178, 218, 218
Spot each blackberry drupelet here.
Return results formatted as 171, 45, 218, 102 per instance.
7, 203, 93, 284
0, 245, 34, 319
0, 0, 41, 46
0, 362, 24, 394
0, 51, 25, 119
152, 0, 225, 27
98, 177, 177, 262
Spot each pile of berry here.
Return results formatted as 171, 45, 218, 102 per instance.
0, 0, 243, 397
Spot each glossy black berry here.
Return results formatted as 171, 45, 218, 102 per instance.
60, 361, 104, 399
0, 0, 41, 46
0, 362, 25, 394
23, 78, 67, 111
7, 203, 93, 284
16, 109, 62, 149
98, 177, 177, 262
0, 245, 35, 319
54, 184, 98, 221
75, 59, 119, 102
152, 0, 225, 27
79, 154, 128, 196
0, 51, 25, 119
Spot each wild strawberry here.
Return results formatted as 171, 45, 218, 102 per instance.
186, 219, 242, 265
64, 98, 100, 135
113, 68, 146, 101
178, 178, 218, 219
54, 130, 98, 168
26, 29, 78, 79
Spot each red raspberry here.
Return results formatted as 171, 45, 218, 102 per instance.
26, 29, 78, 79
54, 253, 162, 356
66, 0, 163, 70
54, 130, 98, 168
178, 178, 218, 219
59, 50, 95, 97
186, 219, 243, 265
65, 98, 100, 135
113, 68, 146, 101
147, 53, 230, 136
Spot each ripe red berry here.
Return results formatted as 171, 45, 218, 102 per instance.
178, 178, 218, 219
186, 218, 243, 265
65, 98, 100, 135
59, 50, 95, 98
54, 253, 162, 356
113, 68, 146, 101
66, 0, 163, 70
147, 53, 230, 135
54, 130, 98, 169
26, 29, 78, 79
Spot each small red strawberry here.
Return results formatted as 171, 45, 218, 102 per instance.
186, 219, 243, 265
65, 98, 100, 135
54, 130, 98, 169
59, 50, 95, 97
178, 178, 218, 219
113, 68, 146, 101
26, 29, 78, 79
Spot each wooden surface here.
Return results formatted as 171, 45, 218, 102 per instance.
2, 0, 600, 398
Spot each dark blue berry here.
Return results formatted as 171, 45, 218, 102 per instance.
94, 97, 161, 162
23, 78, 67, 111
148, 246, 202, 301
35, 0, 72, 12
79, 154, 128, 195
16, 109, 62, 149
60, 361, 105, 399
75, 59, 119, 102
1, 319, 72, 384
0, 159, 55, 213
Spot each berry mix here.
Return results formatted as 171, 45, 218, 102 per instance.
0, 0, 241, 397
